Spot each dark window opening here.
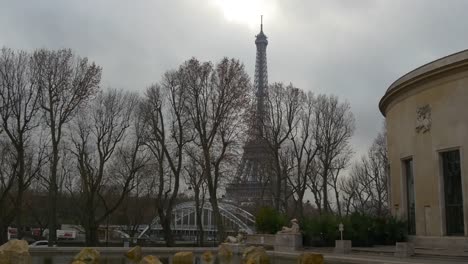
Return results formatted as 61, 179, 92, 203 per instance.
405, 159, 416, 235
442, 150, 464, 236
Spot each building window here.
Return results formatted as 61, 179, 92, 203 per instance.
441, 150, 464, 236
404, 158, 416, 235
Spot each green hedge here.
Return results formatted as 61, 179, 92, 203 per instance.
301, 213, 408, 247
302, 214, 339, 247
255, 209, 407, 247
255, 207, 287, 234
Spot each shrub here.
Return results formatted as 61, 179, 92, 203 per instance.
345, 212, 374, 246
301, 213, 408, 247
302, 214, 339, 247
380, 216, 407, 244
255, 207, 287, 234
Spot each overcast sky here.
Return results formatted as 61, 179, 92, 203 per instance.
1, 0, 468, 159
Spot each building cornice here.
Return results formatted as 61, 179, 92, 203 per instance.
379, 49, 468, 116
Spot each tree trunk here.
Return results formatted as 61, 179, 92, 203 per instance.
85, 224, 99, 247
196, 210, 204, 246
15, 190, 24, 239
297, 191, 304, 220
160, 215, 174, 247
15, 147, 25, 239
84, 203, 99, 246
48, 144, 59, 246
194, 188, 204, 246
322, 166, 329, 214
202, 147, 225, 242
209, 196, 225, 242
334, 188, 342, 218
311, 188, 322, 215
0, 224, 8, 244
274, 153, 282, 212
47, 182, 58, 245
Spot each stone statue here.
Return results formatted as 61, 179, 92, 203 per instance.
278, 218, 300, 234
224, 232, 245, 243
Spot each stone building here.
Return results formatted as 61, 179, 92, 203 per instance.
379, 49, 468, 249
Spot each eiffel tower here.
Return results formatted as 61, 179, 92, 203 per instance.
225, 17, 274, 208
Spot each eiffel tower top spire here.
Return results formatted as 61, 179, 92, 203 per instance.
261, 15, 263, 32
254, 16, 268, 136
255, 16, 268, 43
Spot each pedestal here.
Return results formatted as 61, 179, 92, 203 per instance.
394, 242, 414, 258
334, 240, 351, 254
274, 233, 302, 252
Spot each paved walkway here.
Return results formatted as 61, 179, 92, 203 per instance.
294, 246, 468, 264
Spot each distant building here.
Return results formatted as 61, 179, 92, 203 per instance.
224, 19, 275, 209
380, 49, 468, 250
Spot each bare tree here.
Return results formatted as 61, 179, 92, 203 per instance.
372, 127, 389, 215
140, 71, 191, 246
184, 149, 207, 246
339, 175, 356, 216
117, 168, 155, 240
312, 95, 355, 214
263, 83, 302, 212
69, 89, 142, 246
342, 163, 374, 214
288, 91, 320, 219
31, 49, 101, 244
182, 58, 250, 240
0, 48, 45, 242
341, 126, 388, 216
328, 153, 352, 217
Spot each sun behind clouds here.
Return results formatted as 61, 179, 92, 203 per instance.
213, 0, 277, 29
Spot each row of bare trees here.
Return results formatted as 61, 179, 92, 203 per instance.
140, 58, 250, 245
258, 83, 388, 219
0, 48, 149, 245
258, 84, 356, 218
341, 128, 389, 217
0, 47, 389, 247
0, 48, 251, 246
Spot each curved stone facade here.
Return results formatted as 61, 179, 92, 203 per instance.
380, 49, 468, 249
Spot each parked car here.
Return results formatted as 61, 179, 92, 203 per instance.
29, 240, 48, 247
